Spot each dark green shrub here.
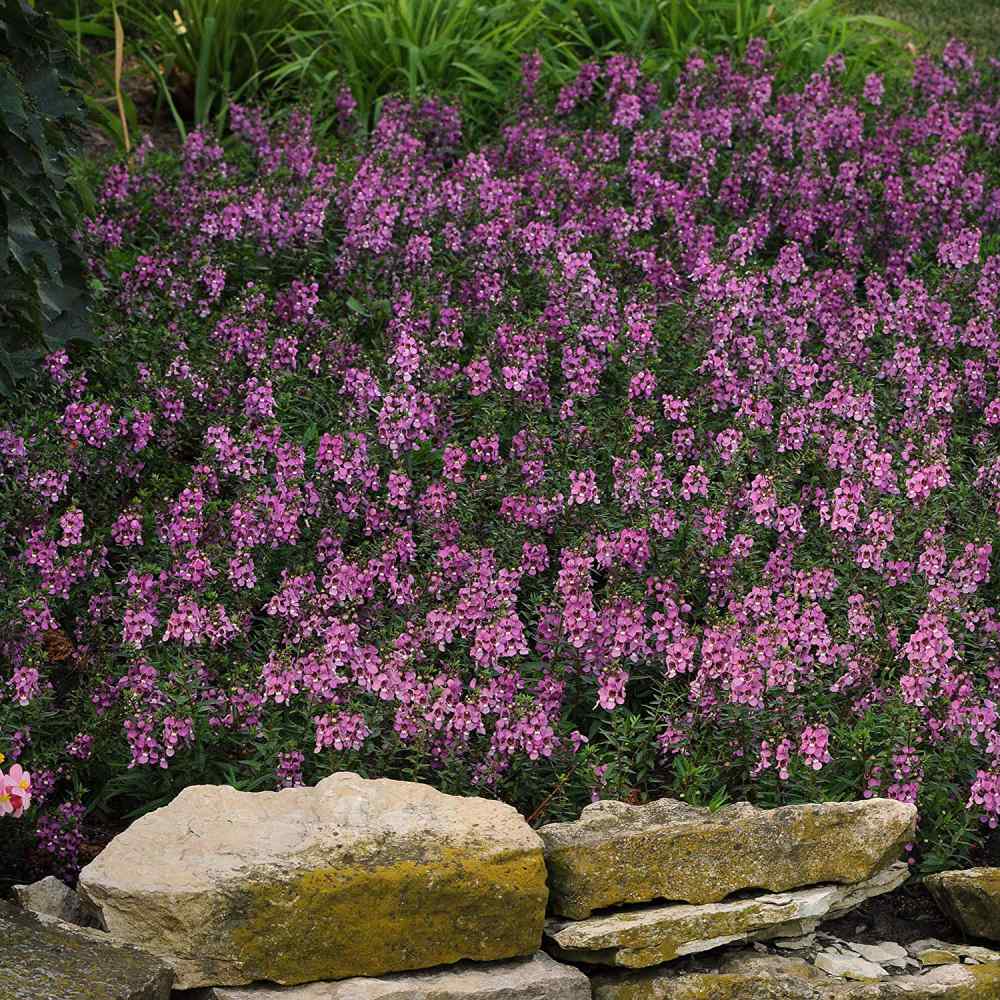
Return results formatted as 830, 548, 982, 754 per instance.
0, 0, 92, 394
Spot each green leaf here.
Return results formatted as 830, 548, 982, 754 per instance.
0, 72, 28, 138
0, 0, 93, 393
24, 66, 81, 121
54, 18, 115, 39
195, 14, 219, 125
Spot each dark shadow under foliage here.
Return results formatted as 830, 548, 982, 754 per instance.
0, 0, 93, 395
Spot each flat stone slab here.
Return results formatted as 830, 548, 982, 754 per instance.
538, 796, 916, 918
0, 899, 172, 1000
545, 864, 908, 967
190, 953, 591, 999
909, 938, 1000, 965
78, 773, 548, 989
814, 950, 887, 980
588, 949, 1000, 999
925, 868, 1000, 943
843, 941, 908, 967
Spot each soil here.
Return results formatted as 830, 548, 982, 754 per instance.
79, 41, 183, 159
823, 878, 960, 945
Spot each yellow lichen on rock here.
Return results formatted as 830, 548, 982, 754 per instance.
925, 868, 1000, 943
589, 954, 1000, 1000
540, 797, 916, 918
229, 848, 548, 984
78, 773, 549, 988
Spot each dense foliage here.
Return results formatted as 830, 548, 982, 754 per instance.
60, 0, 911, 145
0, 0, 91, 394
2, 42, 1000, 883
273, 0, 909, 135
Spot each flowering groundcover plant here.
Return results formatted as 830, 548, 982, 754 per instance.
2, 41, 1000, 882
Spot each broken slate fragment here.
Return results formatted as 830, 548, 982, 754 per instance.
775, 933, 816, 950
813, 950, 887, 981
589, 947, 1000, 999
841, 941, 908, 967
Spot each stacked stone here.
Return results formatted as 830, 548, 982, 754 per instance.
535, 796, 1000, 998
6, 777, 1000, 1000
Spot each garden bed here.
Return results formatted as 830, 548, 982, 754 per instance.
2, 15, 1000, 890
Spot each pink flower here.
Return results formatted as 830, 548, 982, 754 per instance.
862, 73, 884, 105
1, 765, 32, 818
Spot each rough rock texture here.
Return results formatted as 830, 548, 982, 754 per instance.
13, 875, 93, 926
813, 951, 886, 980
539, 797, 915, 918
77, 773, 548, 989
189, 953, 591, 1000
909, 939, 1000, 965
925, 868, 1000, 942
546, 864, 908, 967
0, 899, 172, 1000
845, 943, 908, 968
588, 950, 1000, 999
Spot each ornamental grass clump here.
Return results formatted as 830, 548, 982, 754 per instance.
1, 40, 1000, 881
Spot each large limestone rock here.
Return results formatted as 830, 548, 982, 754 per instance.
545, 863, 908, 968
539, 797, 916, 918
78, 773, 549, 989
190, 953, 591, 1000
0, 899, 172, 1000
588, 949, 1000, 999
925, 868, 1000, 942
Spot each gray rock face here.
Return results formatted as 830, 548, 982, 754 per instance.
0, 899, 172, 1000
925, 868, 1000, 942
13, 876, 94, 926
545, 864, 908, 968
538, 796, 916, 918
189, 953, 591, 999
78, 772, 548, 989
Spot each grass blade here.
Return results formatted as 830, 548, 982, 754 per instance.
195, 14, 218, 125
112, 2, 131, 154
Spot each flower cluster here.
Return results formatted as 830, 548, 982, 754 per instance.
0, 756, 31, 818
2, 41, 1000, 875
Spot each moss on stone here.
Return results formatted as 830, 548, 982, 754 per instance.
590, 970, 816, 1000
967, 962, 1000, 999
916, 948, 960, 965
926, 870, 1000, 943
549, 896, 793, 967
543, 800, 914, 918
589, 959, 1000, 1000
228, 846, 548, 984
